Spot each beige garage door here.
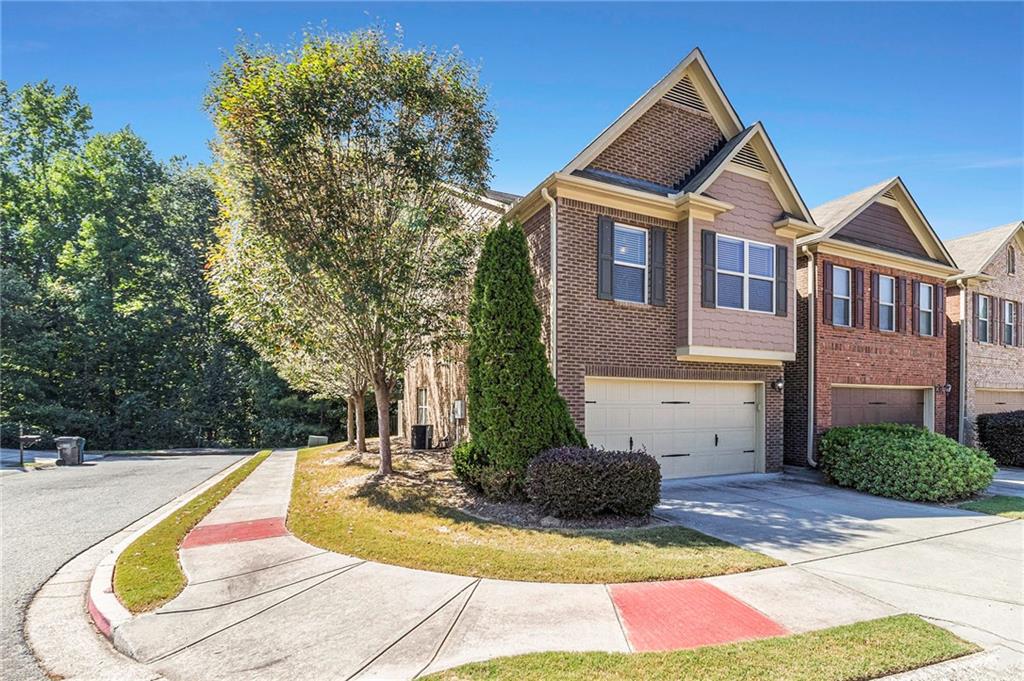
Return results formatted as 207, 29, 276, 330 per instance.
832, 387, 925, 427
584, 378, 761, 479
976, 389, 1024, 415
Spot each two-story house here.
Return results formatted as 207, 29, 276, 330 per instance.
945, 221, 1024, 444
783, 178, 961, 466
405, 48, 821, 479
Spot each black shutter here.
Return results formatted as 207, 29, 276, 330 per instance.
994, 298, 1003, 345
935, 284, 945, 338
597, 216, 613, 300
650, 227, 666, 306
822, 261, 834, 324
870, 272, 880, 330
911, 280, 920, 335
701, 230, 716, 308
774, 245, 788, 317
854, 268, 865, 328
1016, 301, 1022, 347
896, 276, 907, 333
972, 292, 980, 341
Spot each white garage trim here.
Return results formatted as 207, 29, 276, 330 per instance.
831, 384, 936, 432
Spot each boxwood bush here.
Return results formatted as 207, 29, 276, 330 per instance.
525, 446, 661, 518
819, 424, 995, 502
976, 410, 1024, 467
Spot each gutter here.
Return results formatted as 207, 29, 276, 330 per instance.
802, 245, 817, 467
541, 188, 558, 383
957, 280, 967, 443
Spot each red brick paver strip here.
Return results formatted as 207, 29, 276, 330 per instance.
609, 579, 788, 651
181, 517, 288, 549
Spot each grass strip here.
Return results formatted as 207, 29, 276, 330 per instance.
114, 450, 272, 612
424, 615, 977, 681
288, 446, 781, 584
959, 494, 1024, 519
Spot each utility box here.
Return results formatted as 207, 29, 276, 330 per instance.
410, 424, 433, 451
307, 435, 328, 447
55, 436, 85, 465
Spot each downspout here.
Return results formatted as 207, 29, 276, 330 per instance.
802, 246, 818, 467
542, 188, 558, 383
957, 280, 967, 443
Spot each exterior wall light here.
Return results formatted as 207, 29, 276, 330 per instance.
772, 379, 785, 393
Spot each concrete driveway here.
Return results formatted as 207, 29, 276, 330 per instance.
657, 473, 1024, 653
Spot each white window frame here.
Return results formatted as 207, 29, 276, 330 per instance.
612, 223, 648, 304
832, 265, 852, 327
1003, 300, 1016, 345
715, 234, 776, 314
416, 388, 429, 425
978, 295, 991, 343
878, 274, 896, 332
918, 283, 934, 336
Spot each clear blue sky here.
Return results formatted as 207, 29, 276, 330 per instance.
3, 2, 1022, 238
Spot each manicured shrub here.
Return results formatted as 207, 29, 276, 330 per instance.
466, 221, 585, 499
976, 410, 1024, 467
818, 424, 996, 502
452, 440, 486, 488
526, 446, 661, 518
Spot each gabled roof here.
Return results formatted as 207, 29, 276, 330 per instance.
562, 48, 744, 175
802, 177, 956, 267
945, 221, 1024, 276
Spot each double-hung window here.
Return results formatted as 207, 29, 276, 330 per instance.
978, 295, 991, 343
918, 283, 934, 336
832, 266, 852, 326
878, 275, 896, 331
416, 388, 429, 425
612, 224, 647, 303
1004, 300, 1017, 345
716, 235, 775, 313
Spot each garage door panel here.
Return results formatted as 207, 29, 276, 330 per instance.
832, 387, 925, 427
976, 390, 1024, 415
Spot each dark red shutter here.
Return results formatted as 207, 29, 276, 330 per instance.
822, 261, 834, 324
1016, 301, 1022, 347
701, 230, 716, 309
935, 284, 945, 338
972, 292, 980, 341
870, 272, 880, 330
994, 298, 1003, 345
911, 280, 920, 335
854, 268, 865, 328
896, 276, 907, 333
775, 245, 788, 317
597, 216, 613, 300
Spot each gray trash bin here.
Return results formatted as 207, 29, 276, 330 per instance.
55, 436, 85, 465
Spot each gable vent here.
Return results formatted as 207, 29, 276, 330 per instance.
881, 188, 897, 200
733, 143, 768, 173
662, 75, 709, 113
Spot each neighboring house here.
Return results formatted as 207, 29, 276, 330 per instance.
407, 48, 822, 479
944, 221, 1024, 444
783, 178, 961, 466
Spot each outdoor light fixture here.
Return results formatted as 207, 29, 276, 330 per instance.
772, 379, 785, 393
938, 384, 952, 394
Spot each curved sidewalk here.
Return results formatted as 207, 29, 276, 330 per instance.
108, 450, 907, 680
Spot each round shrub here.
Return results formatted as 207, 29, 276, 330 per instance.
818, 424, 996, 502
452, 440, 487, 489
976, 410, 1024, 467
526, 446, 662, 518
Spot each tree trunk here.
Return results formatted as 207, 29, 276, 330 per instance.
354, 391, 367, 454
373, 371, 392, 475
346, 396, 356, 446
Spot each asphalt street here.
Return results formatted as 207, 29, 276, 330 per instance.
0, 453, 245, 680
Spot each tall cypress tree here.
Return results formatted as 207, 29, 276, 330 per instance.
467, 220, 584, 497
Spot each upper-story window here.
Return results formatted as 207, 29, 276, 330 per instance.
978, 295, 991, 343
716, 235, 775, 313
613, 224, 647, 303
1009, 246, 1017, 275
918, 283, 934, 336
832, 266, 852, 326
1004, 300, 1017, 345
878, 274, 896, 331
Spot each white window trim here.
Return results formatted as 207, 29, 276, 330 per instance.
612, 223, 648, 304
715, 234, 776, 314
832, 265, 852, 327
1003, 300, 1016, 345
416, 388, 429, 425
978, 295, 991, 344
918, 283, 934, 337
878, 274, 896, 332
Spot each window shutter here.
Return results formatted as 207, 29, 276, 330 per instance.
701, 230, 716, 308
994, 298, 1003, 345
650, 227, 666, 307
1016, 301, 1022, 347
854, 268, 865, 328
972, 292, 980, 341
822, 261, 834, 324
896, 276, 907, 333
597, 216, 614, 300
911, 280, 920, 335
935, 284, 945, 338
870, 272, 880, 330
775, 245, 788, 317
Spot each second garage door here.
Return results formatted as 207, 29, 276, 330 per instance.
976, 389, 1024, 415
584, 378, 761, 479
832, 387, 925, 428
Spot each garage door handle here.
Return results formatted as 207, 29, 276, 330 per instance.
662, 453, 691, 458
661, 401, 691, 404
714, 434, 719, 447
743, 449, 755, 454
869, 401, 887, 405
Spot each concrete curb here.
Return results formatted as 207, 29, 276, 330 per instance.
86, 454, 256, 653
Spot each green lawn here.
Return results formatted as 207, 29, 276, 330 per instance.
113, 450, 272, 612
287, 445, 781, 584
425, 615, 977, 681
959, 495, 1024, 519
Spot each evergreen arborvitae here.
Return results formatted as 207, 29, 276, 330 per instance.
466, 220, 585, 497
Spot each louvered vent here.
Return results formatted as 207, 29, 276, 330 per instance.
733, 143, 768, 173
662, 75, 708, 112
881, 188, 897, 200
